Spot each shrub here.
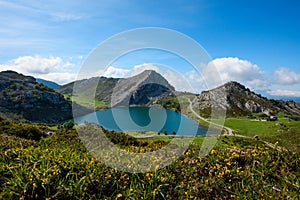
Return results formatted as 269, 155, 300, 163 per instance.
62, 121, 75, 130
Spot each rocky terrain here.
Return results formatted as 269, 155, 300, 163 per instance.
57, 70, 175, 108
196, 81, 300, 117
1, 70, 299, 123
111, 70, 175, 106
0, 71, 89, 123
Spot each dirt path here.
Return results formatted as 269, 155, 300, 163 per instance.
184, 97, 282, 151
184, 97, 233, 135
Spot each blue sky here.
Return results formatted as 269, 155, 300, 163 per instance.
0, 0, 300, 98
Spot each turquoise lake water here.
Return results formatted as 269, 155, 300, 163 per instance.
74, 107, 208, 136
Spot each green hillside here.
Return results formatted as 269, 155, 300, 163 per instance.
0, 119, 299, 199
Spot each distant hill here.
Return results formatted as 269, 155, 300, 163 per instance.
0, 70, 89, 123
36, 78, 61, 89
196, 81, 300, 117
57, 70, 175, 108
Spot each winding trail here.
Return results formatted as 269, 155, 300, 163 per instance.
184, 97, 233, 135
184, 97, 282, 151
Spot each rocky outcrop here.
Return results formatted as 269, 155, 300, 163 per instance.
197, 81, 300, 116
0, 70, 89, 123
111, 70, 175, 107
57, 70, 175, 108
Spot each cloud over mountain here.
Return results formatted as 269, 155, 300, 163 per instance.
203, 57, 267, 89
0, 55, 78, 84
273, 67, 300, 85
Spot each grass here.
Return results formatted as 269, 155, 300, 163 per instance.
63, 93, 108, 109
0, 120, 299, 199
73, 95, 108, 109
223, 117, 300, 152
124, 131, 157, 137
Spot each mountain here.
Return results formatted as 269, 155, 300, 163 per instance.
111, 70, 175, 106
196, 81, 300, 117
36, 78, 61, 89
0, 70, 89, 123
57, 70, 175, 108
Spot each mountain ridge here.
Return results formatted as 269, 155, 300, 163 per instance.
57, 70, 175, 108
1, 70, 299, 123
36, 78, 61, 89
0, 70, 89, 123
197, 81, 300, 117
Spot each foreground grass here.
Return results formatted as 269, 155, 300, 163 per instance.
1, 124, 299, 199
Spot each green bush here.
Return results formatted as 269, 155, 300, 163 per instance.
0, 118, 43, 140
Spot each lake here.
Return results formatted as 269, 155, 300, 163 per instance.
74, 107, 208, 136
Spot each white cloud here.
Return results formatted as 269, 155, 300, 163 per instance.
35, 72, 78, 84
14, 55, 65, 74
183, 70, 208, 92
130, 63, 159, 76
185, 70, 202, 83
203, 57, 267, 89
267, 89, 300, 97
127, 63, 194, 92
0, 55, 78, 84
164, 69, 193, 92
273, 67, 300, 85
103, 66, 130, 77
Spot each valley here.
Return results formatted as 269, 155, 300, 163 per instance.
0, 69, 299, 199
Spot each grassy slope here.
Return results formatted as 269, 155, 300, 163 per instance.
63, 93, 108, 109
1, 121, 299, 199
223, 117, 300, 152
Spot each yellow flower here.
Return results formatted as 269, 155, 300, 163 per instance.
161, 176, 167, 182
211, 149, 216, 155
117, 193, 122, 198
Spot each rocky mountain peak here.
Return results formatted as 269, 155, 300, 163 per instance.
198, 81, 300, 117
57, 70, 175, 108
111, 70, 175, 107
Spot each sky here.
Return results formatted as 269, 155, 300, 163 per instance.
0, 0, 300, 99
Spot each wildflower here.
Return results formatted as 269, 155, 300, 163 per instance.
152, 189, 158, 195
161, 176, 167, 182
272, 186, 281, 192
117, 193, 123, 198
210, 149, 216, 155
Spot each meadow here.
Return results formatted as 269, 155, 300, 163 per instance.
0, 117, 299, 199
224, 116, 300, 152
